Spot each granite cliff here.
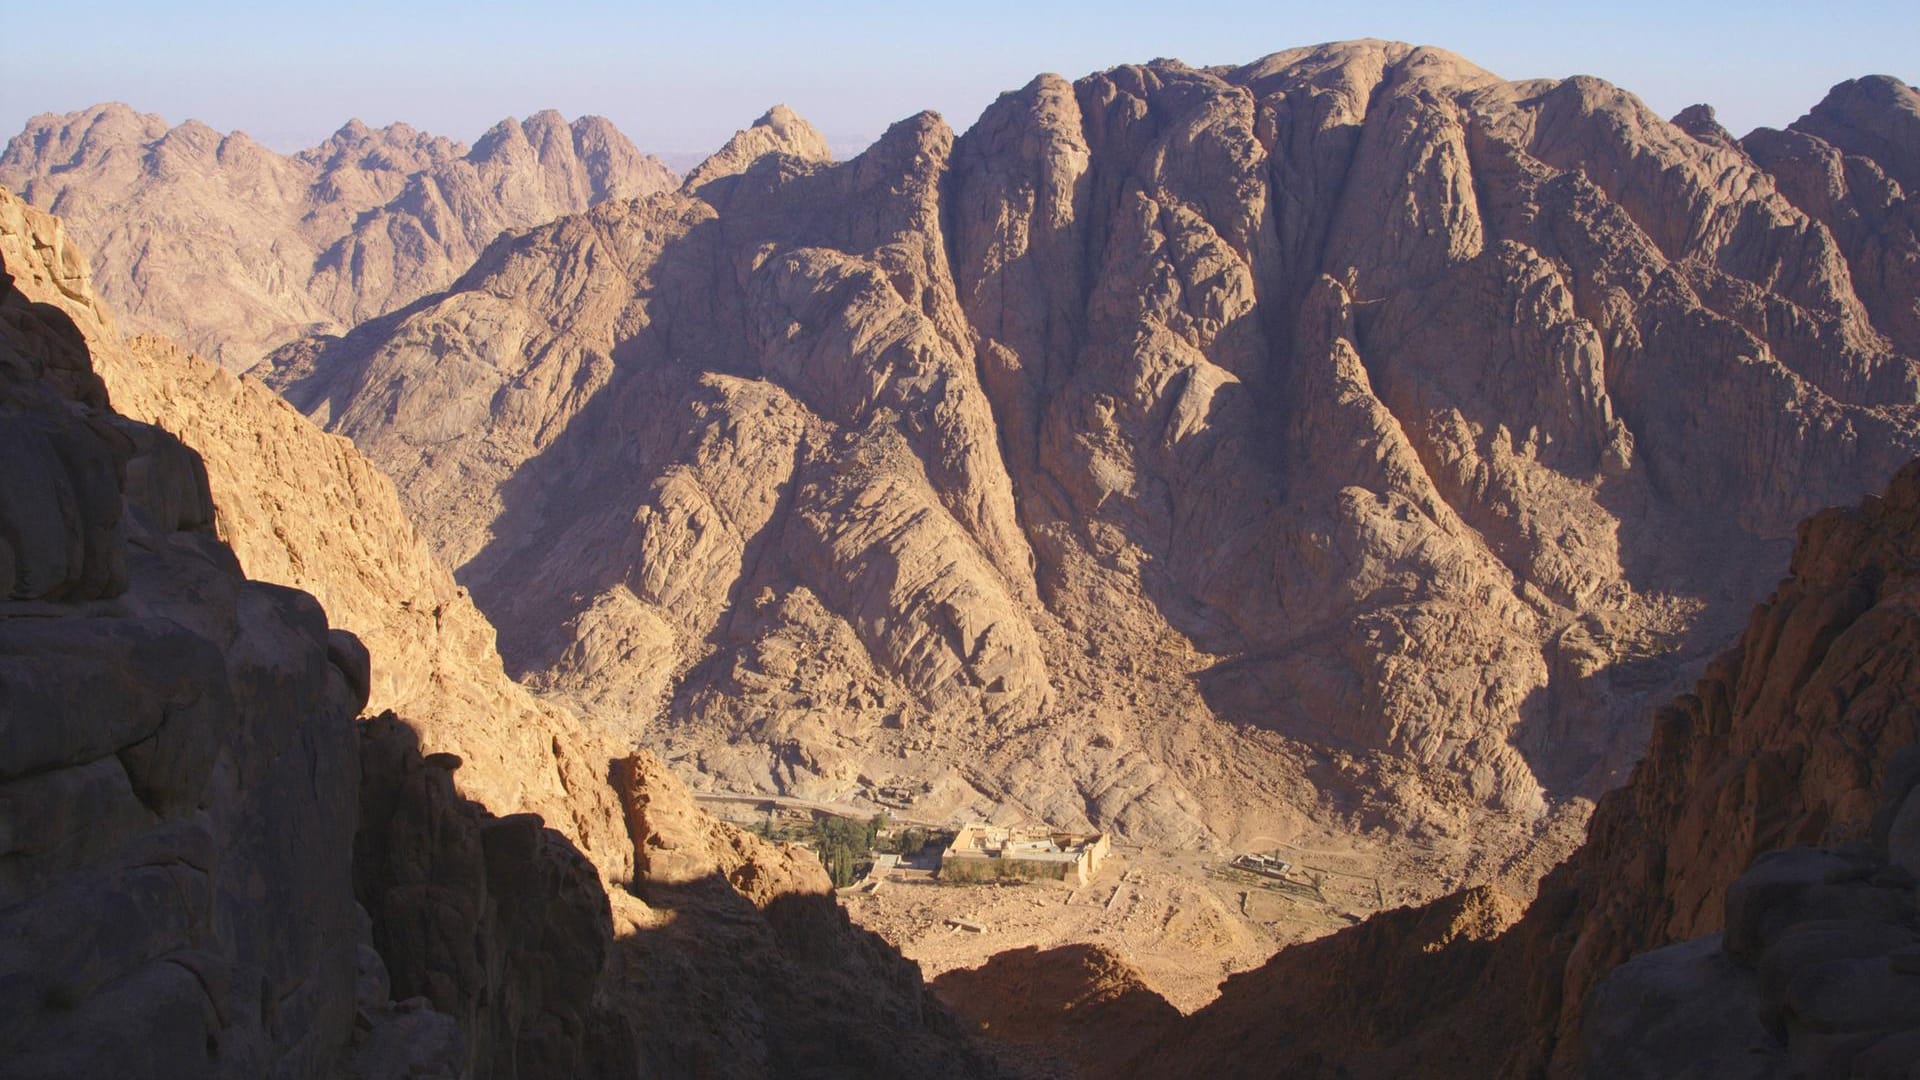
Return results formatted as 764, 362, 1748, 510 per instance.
0, 104, 677, 367
255, 44, 1920, 876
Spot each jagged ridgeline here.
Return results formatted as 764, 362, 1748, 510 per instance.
0, 106, 679, 367
213, 43, 1917, 869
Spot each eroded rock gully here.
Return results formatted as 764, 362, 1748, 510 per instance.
253, 44, 1920, 880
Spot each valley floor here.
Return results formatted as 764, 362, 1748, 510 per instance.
848, 834, 1467, 1012
687, 760, 1596, 1013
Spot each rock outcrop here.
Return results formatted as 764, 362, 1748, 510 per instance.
255, 44, 1920, 875
1, 186, 999, 1077
98, 328, 641, 886
931, 943, 1185, 1079
0, 104, 677, 366
1582, 793, 1920, 1079
352, 713, 639, 1078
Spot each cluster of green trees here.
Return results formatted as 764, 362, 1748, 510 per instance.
745, 811, 950, 888
811, 814, 887, 888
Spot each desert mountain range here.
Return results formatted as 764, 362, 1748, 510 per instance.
2, 34, 1918, 1080
941, 457, 1920, 1076
7, 41, 1918, 880
0, 104, 677, 367
221, 42, 1920, 875
7, 166, 1918, 1077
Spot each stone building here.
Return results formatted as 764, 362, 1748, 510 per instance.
938, 824, 1110, 887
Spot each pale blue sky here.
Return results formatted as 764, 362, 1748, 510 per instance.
3, 1, 1913, 163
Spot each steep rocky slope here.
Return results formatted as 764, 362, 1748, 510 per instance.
0, 188, 998, 1078
0, 104, 677, 366
1128, 457, 1920, 1077
99, 331, 642, 881
0, 183, 637, 887
257, 44, 1920, 874
1, 181, 369, 1078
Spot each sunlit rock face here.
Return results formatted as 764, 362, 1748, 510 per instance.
259, 45, 1920, 872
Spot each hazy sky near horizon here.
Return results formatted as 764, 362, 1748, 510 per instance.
4, 1, 1914, 162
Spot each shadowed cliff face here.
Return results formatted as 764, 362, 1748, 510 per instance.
0, 104, 678, 368
356, 715, 1002, 1079
1, 186, 1004, 1079
250, 44, 1920, 872
930, 943, 1186, 1079
0, 201, 369, 1078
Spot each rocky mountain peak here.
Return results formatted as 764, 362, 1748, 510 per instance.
2, 182, 1001, 1077
299, 117, 459, 172
682, 102, 832, 191
756, 102, 828, 143
471, 113, 536, 158
1795, 74, 1920, 191
1671, 102, 1744, 153
865, 109, 952, 168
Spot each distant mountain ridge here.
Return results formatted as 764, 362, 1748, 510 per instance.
0, 103, 678, 366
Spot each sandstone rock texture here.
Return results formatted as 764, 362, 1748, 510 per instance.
0, 104, 677, 367
1582, 807, 1920, 1080
1131, 457, 1920, 1077
0, 184, 367, 1078
1, 182, 636, 890
260, 44, 1920, 872
0, 184, 999, 1078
